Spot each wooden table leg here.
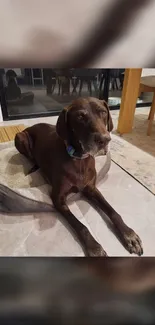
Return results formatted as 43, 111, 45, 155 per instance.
117, 69, 142, 134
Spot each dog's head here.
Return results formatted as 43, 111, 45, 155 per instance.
56, 97, 113, 156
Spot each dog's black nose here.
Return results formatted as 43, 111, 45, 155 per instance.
94, 133, 111, 147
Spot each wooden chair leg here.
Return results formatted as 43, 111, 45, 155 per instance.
148, 107, 152, 120
79, 80, 83, 95
138, 85, 142, 98
147, 92, 155, 136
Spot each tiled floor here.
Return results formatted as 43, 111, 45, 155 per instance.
110, 107, 155, 194
0, 115, 155, 256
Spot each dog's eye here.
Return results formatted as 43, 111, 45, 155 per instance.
77, 113, 86, 121
101, 110, 107, 114
99, 110, 107, 117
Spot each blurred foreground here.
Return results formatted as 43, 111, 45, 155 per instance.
0, 0, 154, 67
1, 258, 155, 324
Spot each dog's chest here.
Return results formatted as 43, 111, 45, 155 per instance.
64, 158, 96, 189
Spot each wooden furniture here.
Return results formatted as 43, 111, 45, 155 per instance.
139, 76, 155, 135
44, 69, 57, 95
117, 69, 142, 134
71, 69, 100, 96
117, 69, 155, 135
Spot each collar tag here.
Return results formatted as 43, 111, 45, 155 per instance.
67, 145, 75, 157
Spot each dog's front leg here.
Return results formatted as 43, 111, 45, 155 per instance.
52, 192, 107, 257
83, 185, 143, 256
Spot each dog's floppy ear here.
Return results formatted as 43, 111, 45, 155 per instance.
102, 100, 114, 132
56, 107, 69, 141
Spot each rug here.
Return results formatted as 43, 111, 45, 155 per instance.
0, 125, 25, 142
110, 107, 155, 195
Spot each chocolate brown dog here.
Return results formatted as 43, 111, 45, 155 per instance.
15, 97, 143, 256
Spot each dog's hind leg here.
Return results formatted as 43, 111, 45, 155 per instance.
15, 131, 34, 160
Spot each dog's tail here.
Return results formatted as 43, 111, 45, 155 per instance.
0, 183, 53, 214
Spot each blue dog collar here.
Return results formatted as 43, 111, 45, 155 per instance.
66, 145, 89, 159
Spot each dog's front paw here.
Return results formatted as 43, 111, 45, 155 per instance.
123, 228, 143, 256
87, 242, 108, 257
82, 228, 108, 257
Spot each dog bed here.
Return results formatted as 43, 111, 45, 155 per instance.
0, 140, 111, 256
